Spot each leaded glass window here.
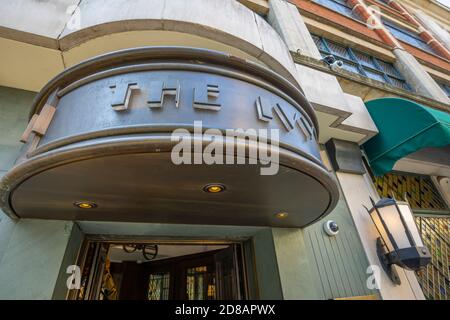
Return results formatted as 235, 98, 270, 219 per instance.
186, 266, 216, 300
415, 216, 450, 300
373, 173, 448, 210
148, 272, 170, 300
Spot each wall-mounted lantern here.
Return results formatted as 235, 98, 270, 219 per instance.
365, 197, 431, 285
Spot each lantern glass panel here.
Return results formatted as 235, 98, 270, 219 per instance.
378, 204, 411, 250
398, 203, 424, 247
370, 206, 395, 252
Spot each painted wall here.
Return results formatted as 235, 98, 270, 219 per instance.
272, 228, 323, 299
0, 86, 34, 175
252, 229, 284, 299
0, 86, 75, 299
271, 192, 377, 299
303, 195, 377, 299
0, 85, 35, 265
272, 147, 379, 300
0, 219, 75, 299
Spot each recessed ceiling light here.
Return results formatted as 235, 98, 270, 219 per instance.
275, 212, 289, 219
73, 201, 97, 209
203, 183, 226, 193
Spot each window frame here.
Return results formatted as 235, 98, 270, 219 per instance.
382, 19, 438, 55
313, 0, 362, 21
312, 35, 412, 91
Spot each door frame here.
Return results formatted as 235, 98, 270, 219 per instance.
67, 236, 253, 300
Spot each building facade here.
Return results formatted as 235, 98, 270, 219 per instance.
0, 0, 448, 300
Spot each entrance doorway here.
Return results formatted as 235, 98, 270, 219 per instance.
71, 240, 248, 300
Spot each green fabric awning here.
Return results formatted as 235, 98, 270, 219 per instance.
363, 97, 450, 176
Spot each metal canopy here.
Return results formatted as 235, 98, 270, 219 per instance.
0, 47, 339, 227
363, 97, 450, 176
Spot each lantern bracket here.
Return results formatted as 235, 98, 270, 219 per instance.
376, 237, 401, 285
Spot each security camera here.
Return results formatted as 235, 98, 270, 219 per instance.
321, 55, 344, 72
321, 55, 336, 65
330, 60, 344, 71
324, 220, 339, 236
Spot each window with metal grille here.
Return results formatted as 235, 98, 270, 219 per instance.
314, 0, 362, 20
382, 19, 439, 56
312, 34, 412, 91
415, 216, 450, 300
373, 173, 448, 211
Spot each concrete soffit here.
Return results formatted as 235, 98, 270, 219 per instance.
0, 0, 298, 92
237, 0, 270, 15
294, 61, 379, 145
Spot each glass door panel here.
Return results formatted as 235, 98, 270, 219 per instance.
148, 272, 170, 300
186, 266, 216, 300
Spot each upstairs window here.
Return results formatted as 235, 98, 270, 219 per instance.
312, 35, 412, 91
314, 0, 362, 21
382, 19, 438, 55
